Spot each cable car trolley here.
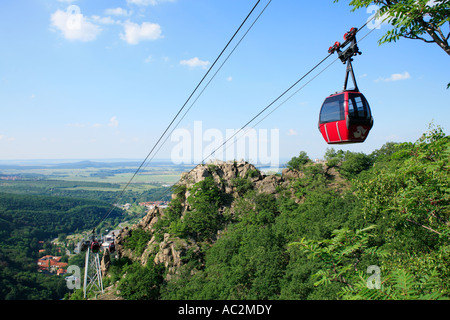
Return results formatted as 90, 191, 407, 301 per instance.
319, 27, 373, 144
78, 229, 116, 254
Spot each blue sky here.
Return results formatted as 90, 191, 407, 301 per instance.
0, 0, 448, 163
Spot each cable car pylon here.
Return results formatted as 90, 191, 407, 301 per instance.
79, 229, 104, 299
83, 245, 104, 299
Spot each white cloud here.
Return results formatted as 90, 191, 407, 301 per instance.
180, 57, 210, 69
120, 21, 163, 44
108, 116, 119, 128
375, 72, 411, 82
50, 8, 102, 42
105, 8, 131, 16
126, 0, 175, 6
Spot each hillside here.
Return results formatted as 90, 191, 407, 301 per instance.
91, 125, 449, 300
0, 193, 124, 300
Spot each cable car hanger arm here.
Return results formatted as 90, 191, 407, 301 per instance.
328, 27, 362, 91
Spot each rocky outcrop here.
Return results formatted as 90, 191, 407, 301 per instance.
97, 159, 352, 301
137, 206, 165, 232
100, 250, 111, 278
178, 160, 284, 199
112, 160, 320, 281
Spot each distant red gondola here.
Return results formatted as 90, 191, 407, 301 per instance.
91, 240, 100, 253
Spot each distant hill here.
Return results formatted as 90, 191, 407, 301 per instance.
0, 160, 143, 170
0, 160, 271, 171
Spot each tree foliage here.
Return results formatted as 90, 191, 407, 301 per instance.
117, 259, 164, 300
335, 0, 450, 55
291, 124, 449, 299
286, 151, 311, 171
184, 177, 226, 240
0, 193, 123, 300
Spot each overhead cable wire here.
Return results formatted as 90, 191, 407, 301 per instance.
140, 0, 273, 174
96, 0, 268, 227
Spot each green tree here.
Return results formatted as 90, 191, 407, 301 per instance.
184, 177, 225, 240
286, 151, 311, 171
336, 0, 450, 88
118, 260, 164, 300
123, 227, 152, 256
338, 151, 373, 179
291, 226, 448, 300
289, 226, 385, 287
324, 148, 345, 167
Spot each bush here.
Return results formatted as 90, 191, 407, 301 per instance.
123, 228, 151, 256
338, 152, 373, 179
118, 260, 164, 300
230, 177, 253, 196
286, 151, 311, 170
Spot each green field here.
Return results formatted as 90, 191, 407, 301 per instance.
0, 160, 194, 203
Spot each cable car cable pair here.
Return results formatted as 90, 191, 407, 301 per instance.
155, 20, 379, 203
318, 27, 374, 144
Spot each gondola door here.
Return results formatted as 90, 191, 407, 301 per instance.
318, 92, 347, 143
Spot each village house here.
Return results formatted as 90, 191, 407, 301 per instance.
138, 201, 169, 209
37, 255, 68, 275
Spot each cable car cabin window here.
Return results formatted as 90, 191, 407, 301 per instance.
319, 95, 345, 124
348, 93, 371, 119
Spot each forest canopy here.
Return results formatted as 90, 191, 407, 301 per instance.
0, 193, 123, 300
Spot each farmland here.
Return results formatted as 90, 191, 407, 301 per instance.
0, 160, 194, 203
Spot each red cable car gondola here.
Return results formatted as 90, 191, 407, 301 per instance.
319, 27, 373, 144
91, 240, 101, 253
319, 88, 373, 144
